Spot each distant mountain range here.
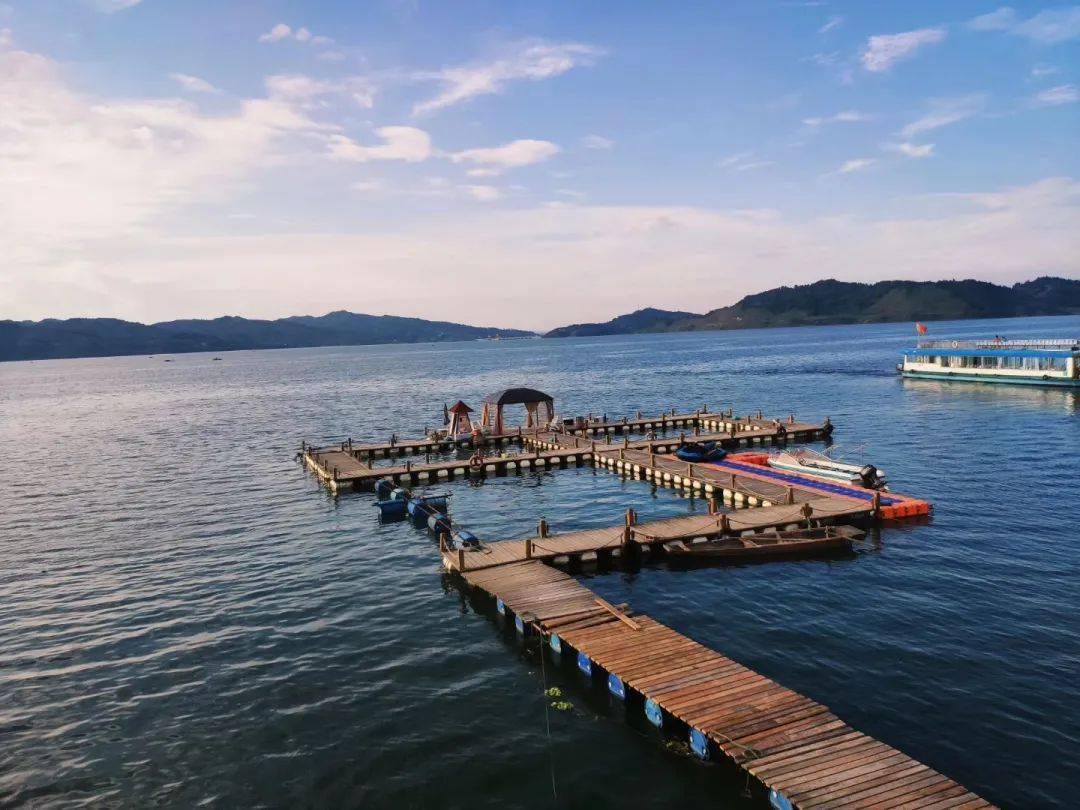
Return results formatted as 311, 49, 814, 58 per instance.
543, 277, 1080, 337
4, 277, 1078, 362
0, 311, 533, 362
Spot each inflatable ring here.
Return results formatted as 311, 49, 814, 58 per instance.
952, 340, 959, 348
469, 456, 483, 468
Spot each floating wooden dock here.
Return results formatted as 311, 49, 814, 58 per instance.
304, 445, 595, 490
460, 561, 992, 809
441, 499, 871, 573
303, 408, 832, 492
309, 407, 830, 461
297, 400, 989, 806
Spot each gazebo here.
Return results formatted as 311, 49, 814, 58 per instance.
479, 387, 555, 435
445, 400, 475, 437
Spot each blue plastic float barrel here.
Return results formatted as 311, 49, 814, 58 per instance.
689, 728, 709, 760
390, 487, 408, 501
769, 789, 794, 810
515, 615, 525, 635
644, 698, 663, 728
427, 514, 451, 535
406, 499, 426, 519
548, 633, 561, 653
374, 478, 394, 499
577, 652, 592, 677
496, 598, 506, 615
375, 499, 407, 519
607, 674, 625, 699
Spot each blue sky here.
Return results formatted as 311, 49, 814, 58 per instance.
1, 1, 1077, 329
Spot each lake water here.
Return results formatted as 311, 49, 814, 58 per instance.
2, 315, 1078, 809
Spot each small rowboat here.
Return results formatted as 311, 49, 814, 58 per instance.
666, 525, 864, 562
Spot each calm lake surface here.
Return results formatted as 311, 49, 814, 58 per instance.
2, 316, 1078, 809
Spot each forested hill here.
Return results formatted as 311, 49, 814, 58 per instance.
544, 277, 1080, 337
0, 311, 534, 361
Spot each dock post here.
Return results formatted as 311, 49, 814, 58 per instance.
525, 537, 533, 559
620, 448, 625, 461
623, 436, 629, 449
679, 431, 685, 445
625, 508, 637, 527
789, 413, 795, 424
719, 513, 730, 534
801, 502, 814, 529
787, 486, 795, 504
872, 491, 881, 520
687, 462, 693, 478
457, 548, 465, 571
438, 533, 447, 552
538, 519, 549, 538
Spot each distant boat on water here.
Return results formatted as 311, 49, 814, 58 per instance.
899, 339, 1080, 387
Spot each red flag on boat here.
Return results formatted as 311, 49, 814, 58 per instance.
915, 322, 928, 335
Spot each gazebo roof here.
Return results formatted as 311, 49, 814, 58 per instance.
482, 387, 554, 406
448, 400, 474, 413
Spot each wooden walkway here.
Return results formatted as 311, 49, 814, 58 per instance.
317, 407, 831, 459
304, 445, 593, 491
443, 498, 872, 572
461, 561, 992, 809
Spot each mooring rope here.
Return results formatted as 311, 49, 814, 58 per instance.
538, 636, 558, 802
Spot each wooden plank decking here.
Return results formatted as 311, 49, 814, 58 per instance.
443, 498, 872, 572
461, 561, 992, 809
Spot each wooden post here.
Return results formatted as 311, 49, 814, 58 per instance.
457, 548, 465, 571
623, 436, 629, 449
679, 431, 685, 444
439, 533, 447, 552
538, 518, 549, 538
789, 413, 795, 424
801, 502, 814, 529
708, 499, 716, 515
619, 448, 625, 460
525, 537, 533, 559
787, 486, 795, 505
872, 491, 881, 519
625, 508, 637, 526
720, 513, 730, 534
687, 462, 693, 478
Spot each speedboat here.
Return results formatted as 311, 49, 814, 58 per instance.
767, 449, 886, 489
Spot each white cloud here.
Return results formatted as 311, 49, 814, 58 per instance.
1034, 84, 1079, 106
265, 73, 376, 109
1011, 7, 1080, 43
582, 134, 613, 149
170, 73, 220, 94
412, 40, 603, 116
84, 0, 142, 12
802, 110, 871, 127
462, 184, 501, 202
968, 7, 1080, 43
718, 151, 773, 172
900, 95, 984, 138
259, 23, 334, 46
967, 7, 1017, 31
818, 16, 843, 34
861, 28, 946, 72
0, 26, 10, 47
885, 142, 935, 158
259, 23, 292, 43
14, 178, 1075, 330
351, 180, 385, 192
329, 126, 433, 163
449, 139, 559, 174
838, 158, 876, 173
1031, 65, 1059, 78
0, 46, 327, 266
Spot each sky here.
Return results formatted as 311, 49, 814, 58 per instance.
1, 1, 1078, 330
